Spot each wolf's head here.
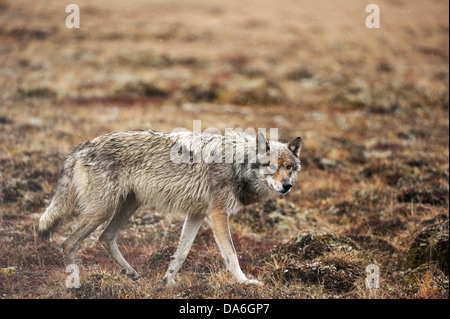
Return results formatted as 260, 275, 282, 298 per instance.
252, 133, 302, 196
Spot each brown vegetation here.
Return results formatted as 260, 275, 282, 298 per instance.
0, 0, 448, 298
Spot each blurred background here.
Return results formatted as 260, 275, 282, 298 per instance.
0, 0, 448, 298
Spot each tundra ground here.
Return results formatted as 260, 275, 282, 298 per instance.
0, 0, 448, 298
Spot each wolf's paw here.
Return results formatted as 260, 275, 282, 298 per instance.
163, 275, 176, 286
241, 279, 263, 286
121, 268, 141, 281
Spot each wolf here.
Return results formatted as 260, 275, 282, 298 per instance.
38, 129, 302, 285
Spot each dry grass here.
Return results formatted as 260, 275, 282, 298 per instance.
0, 0, 448, 299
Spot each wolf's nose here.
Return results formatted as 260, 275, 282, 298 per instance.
282, 182, 292, 191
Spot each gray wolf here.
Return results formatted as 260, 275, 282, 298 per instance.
38, 129, 302, 285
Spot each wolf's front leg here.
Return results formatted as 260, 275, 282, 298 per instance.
207, 209, 262, 285
164, 214, 205, 285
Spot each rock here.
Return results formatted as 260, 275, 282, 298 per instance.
406, 214, 449, 274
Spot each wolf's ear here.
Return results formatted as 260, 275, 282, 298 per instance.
257, 132, 270, 154
288, 137, 302, 157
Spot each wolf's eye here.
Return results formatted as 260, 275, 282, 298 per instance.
286, 165, 293, 170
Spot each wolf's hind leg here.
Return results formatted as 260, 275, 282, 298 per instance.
99, 193, 140, 280
207, 209, 262, 285
62, 212, 108, 266
163, 214, 205, 285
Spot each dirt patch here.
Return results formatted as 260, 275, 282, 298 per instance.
143, 247, 175, 270
271, 233, 360, 260
406, 214, 449, 275
398, 185, 449, 206
114, 81, 170, 99
234, 199, 304, 234
277, 257, 363, 292
268, 233, 364, 292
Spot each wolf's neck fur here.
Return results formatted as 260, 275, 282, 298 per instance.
235, 178, 261, 206
232, 163, 269, 206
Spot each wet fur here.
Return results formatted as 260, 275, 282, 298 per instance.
39, 130, 301, 284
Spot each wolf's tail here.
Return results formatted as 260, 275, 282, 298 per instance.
38, 173, 75, 241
